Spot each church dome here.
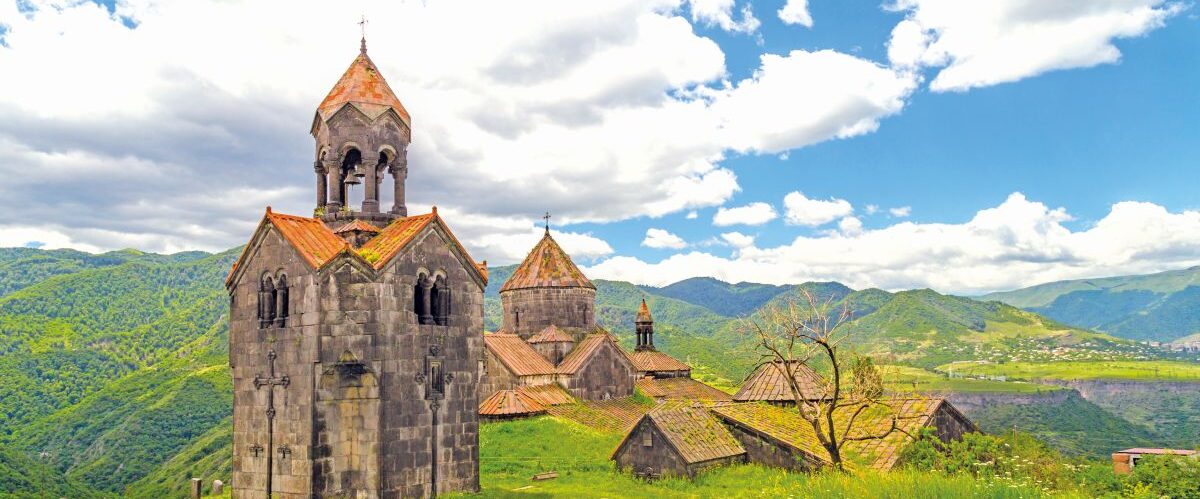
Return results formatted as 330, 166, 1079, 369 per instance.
500, 231, 595, 292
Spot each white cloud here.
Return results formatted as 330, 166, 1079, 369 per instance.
643, 228, 688, 249
720, 231, 755, 248
783, 191, 854, 226
887, 0, 1185, 92
586, 193, 1200, 294
0, 0, 920, 256
713, 49, 917, 153
889, 206, 912, 217
777, 0, 813, 27
686, 211, 699, 219
687, 0, 761, 33
838, 216, 863, 236
713, 202, 777, 226
865, 204, 880, 215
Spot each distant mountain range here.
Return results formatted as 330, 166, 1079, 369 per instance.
980, 266, 1200, 342
0, 247, 1194, 496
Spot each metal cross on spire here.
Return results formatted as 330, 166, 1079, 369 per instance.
542, 212, 551, 234
359, 15, 369, 53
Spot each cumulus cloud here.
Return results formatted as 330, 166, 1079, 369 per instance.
777, 0, 813, 27
783, 191, 854, 226
887, 0, 1186, 91
687, 0, 761, 33
586, 193, 1200, 294
0, 0, 918, 260
720, 231, 755, 248
713, 202, 777, 226
643, 228, 689, 249
713, 49, 917, 153
837, 216, 864, 236
686, 211, 699, 219
889, 206, 912, 217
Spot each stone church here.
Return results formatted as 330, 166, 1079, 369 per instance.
478, 230, 697, 406
225, 39, 487, 498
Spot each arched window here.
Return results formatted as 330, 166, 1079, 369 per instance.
432, 275, 450, 326
415, 273, 434, 325
274, 274, 289, 327
341, 148, 362, 207
258, 275, 276, 329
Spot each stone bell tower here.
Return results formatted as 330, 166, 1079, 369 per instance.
312, 36, 411, 226
227, 37, 487, 499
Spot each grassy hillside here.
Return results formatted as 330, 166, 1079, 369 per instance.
981, 266, 1200, 342
641, 277, 791, 317
937, 360, 1200, 382
0, 442, 104, 499
0, 247, 209, 298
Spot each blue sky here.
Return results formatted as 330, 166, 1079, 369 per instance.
579, 0, 1200, 257
0, 0, 1198, 293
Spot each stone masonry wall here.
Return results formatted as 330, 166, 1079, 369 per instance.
613, 420, 690, 478
500, 287, 596, 339
558, 341, 635, 400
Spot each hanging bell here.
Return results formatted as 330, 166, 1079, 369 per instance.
343, 165, 363, 185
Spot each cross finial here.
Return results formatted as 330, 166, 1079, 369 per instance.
542, 212, 551, 234
359, 15, 369, 53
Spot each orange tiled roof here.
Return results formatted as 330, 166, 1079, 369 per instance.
517, 384, 575, 406
636, 299, 653, 323
615, 406, 746, 464
528, 325, 574, 343
499, 231, 595, 292
316, 48, 411, 127
484, 333, 557, 376
266, 210, 348, 268
557, 334, 627, 374
356, 213, 435, 269
627, 350, 691, 373
228, 209, 486, 287
636, 377, 731, 401
334, 219, 382, 234
479, 389, 546, 417
733, 361, 828, 402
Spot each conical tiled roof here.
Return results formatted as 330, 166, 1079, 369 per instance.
316, 44, 411, 127
636, 298, 653, 323
499, 231, 595, 292
527, 325, 574, 343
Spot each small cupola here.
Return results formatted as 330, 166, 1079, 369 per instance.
333, 219, 381, 248
635, 299, 655, 351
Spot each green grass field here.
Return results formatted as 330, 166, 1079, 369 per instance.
883, 366, 1066, 394
936, 360, 1200, 382
447, 416, 1080, 498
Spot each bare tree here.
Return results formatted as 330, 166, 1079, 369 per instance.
740, 288, 900, 470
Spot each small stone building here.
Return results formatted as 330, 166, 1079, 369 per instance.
612, 406, 747, 478
733, 360, 828, 404
527, 325, 575, 365
479, 333, 557, 396
478, 389, 547, 421
556, 334, 638, 400
1112, 448, 1198, 474
227, 39, 487, 498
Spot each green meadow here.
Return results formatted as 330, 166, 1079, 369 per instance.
936, 360, 1200, 382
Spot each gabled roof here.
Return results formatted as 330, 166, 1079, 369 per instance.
500, 231, 595, 292
266, 209, 348, 268
636, 378, 731, 401
484, 333, 557, 376
226, 208, 487, 288
316, 46, 411, 128
479, 389, 547, 417
357, 213, 435, 269
613, 406, 745, 465
517, 384, 575, 406
711, 397, 970, 471
557, 333, 631, 375
733, 361, 827, 402
627, 350, 690, 373
527, 324, 574, 343
334, 219, 382, 234
636, 298, 653, 323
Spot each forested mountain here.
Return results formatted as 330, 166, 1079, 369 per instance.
980, 266, 1200, 341
0, 247, 1193, 496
